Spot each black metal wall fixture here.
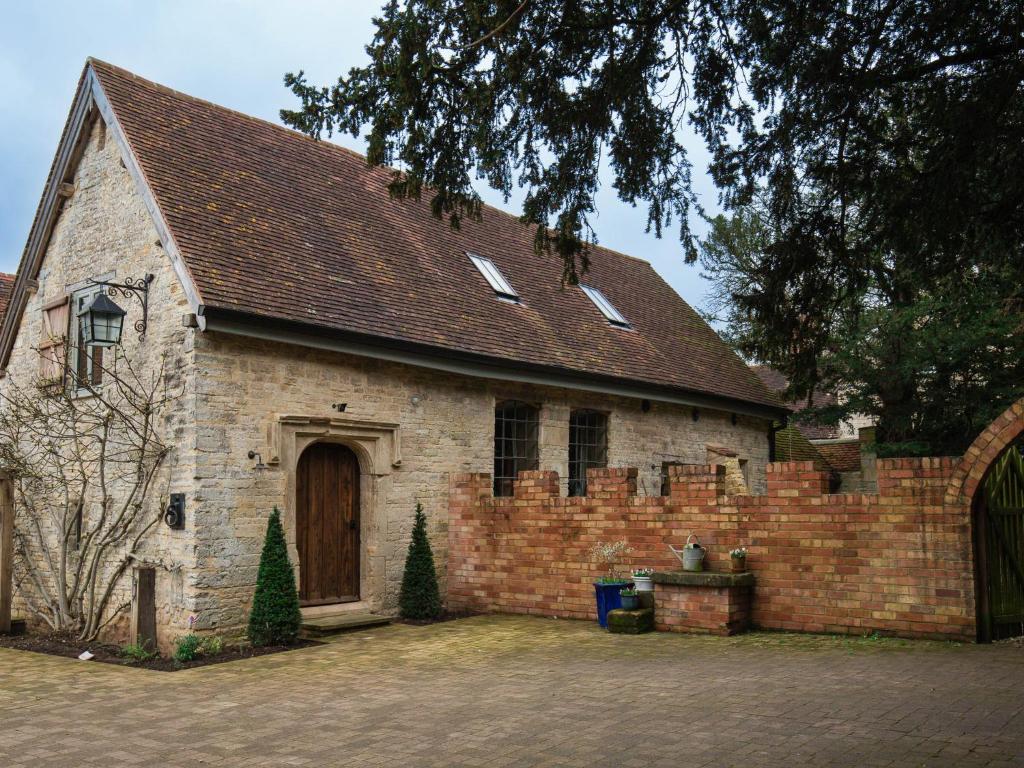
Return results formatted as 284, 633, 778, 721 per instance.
86, 273, 155, 342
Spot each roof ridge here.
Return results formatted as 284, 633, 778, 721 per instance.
86, 58, 654, 269
87, 57, 372, 163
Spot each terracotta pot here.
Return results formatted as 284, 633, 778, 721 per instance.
730, 556, 747, 573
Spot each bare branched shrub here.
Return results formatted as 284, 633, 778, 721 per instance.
0, 346, 176, 641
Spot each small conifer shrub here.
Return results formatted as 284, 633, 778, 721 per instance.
247, 508, 302, 646
398, 503, 442, 620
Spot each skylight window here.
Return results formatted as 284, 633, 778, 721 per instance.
468, 253, 519, 300
580, 285, 630, 327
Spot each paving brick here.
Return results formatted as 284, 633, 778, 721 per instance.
1, 615, 1021, 767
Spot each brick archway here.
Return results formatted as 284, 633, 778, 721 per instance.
945, 398, 1024, 505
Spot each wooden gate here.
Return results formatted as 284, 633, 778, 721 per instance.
975, 437, 1024, 642
296, 443, 360, 606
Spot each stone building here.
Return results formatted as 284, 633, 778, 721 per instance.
0, 60, 784, 648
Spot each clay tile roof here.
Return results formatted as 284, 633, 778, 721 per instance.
89, 60, 782, 412
816, 441, 862, 473
773, 425, 832, 470
751, 365, 838, 438
0, 273, 14, 326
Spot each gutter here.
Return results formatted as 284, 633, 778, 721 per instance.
198, 305, 789, 422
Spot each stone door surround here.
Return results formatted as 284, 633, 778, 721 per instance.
268, 414, 401, 612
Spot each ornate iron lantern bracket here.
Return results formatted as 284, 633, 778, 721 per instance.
86, 273, 155, 342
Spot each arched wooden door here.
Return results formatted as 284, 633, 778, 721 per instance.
296, 443, 360, 605
974, 437, 1024, 642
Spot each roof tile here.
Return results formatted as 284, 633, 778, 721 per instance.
816, 441, 862, 473
90, 60, 781, 411
0, 273, 14, 327
752, 365, 838, 438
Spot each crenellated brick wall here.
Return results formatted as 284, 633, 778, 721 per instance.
447, 459, 976, 641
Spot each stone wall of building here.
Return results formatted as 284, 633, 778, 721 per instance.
0, 111, 774, 648
188, 332, 772, 635
448, 459, 975, 641
2, 117, 198, 651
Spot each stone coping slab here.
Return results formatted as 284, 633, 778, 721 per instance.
651, 570, 755, 588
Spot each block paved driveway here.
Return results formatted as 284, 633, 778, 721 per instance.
1, 615, 1022, 768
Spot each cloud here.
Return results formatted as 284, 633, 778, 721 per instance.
0, 1, 713, 309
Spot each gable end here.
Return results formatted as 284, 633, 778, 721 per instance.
0, 62, 204, 372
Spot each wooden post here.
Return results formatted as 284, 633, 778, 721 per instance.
0, 475, 13, 635
130, 566, 157, 650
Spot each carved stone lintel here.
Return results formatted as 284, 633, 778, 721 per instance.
267, 414, 401, 473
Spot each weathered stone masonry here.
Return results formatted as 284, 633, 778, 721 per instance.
447, 459, 976, 641
3, 118, 197, 649
189, 331, 772, 634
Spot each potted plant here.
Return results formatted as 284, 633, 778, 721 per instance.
619, 586, 639, 611
591, 540, 634, 627
730, 547, 748, 573
631, 568, 654, 592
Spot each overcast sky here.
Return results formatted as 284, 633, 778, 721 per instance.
0, 1, 721, 312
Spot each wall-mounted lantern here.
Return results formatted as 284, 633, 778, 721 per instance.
78, 293, 127, 347
247, 450, 267, 471
82, 273, 155, 345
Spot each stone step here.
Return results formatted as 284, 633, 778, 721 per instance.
607, 607, 655, 634
300, 612, 391, 638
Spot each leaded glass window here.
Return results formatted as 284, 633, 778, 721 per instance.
568, 410, 608, 496
494, 401, 539, 496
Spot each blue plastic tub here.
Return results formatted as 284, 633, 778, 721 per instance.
594, 581, 631, 627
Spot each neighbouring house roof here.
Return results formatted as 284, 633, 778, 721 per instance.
1, 60, 785, 417
773, 425, 832, 470
816, 440, 862, 473
0, 273, 14, 327
751, 365, 839, 439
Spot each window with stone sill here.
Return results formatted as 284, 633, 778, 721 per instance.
70, 284, 105, 391
568, 409, 608, 496
493, 400, 539, 497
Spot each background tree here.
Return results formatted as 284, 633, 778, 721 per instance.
247, 508, 302, 646
702, 205, 1024, 455
283, 1, 1024, 450
398, 503, 442, 620
0, 350, 174, 641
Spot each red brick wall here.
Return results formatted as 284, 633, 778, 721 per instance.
655, 584, 752, 636
447, 460, 976, 641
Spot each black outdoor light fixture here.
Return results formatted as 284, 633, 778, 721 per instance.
248, 450, 267, 471
81, 273, 155, 345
